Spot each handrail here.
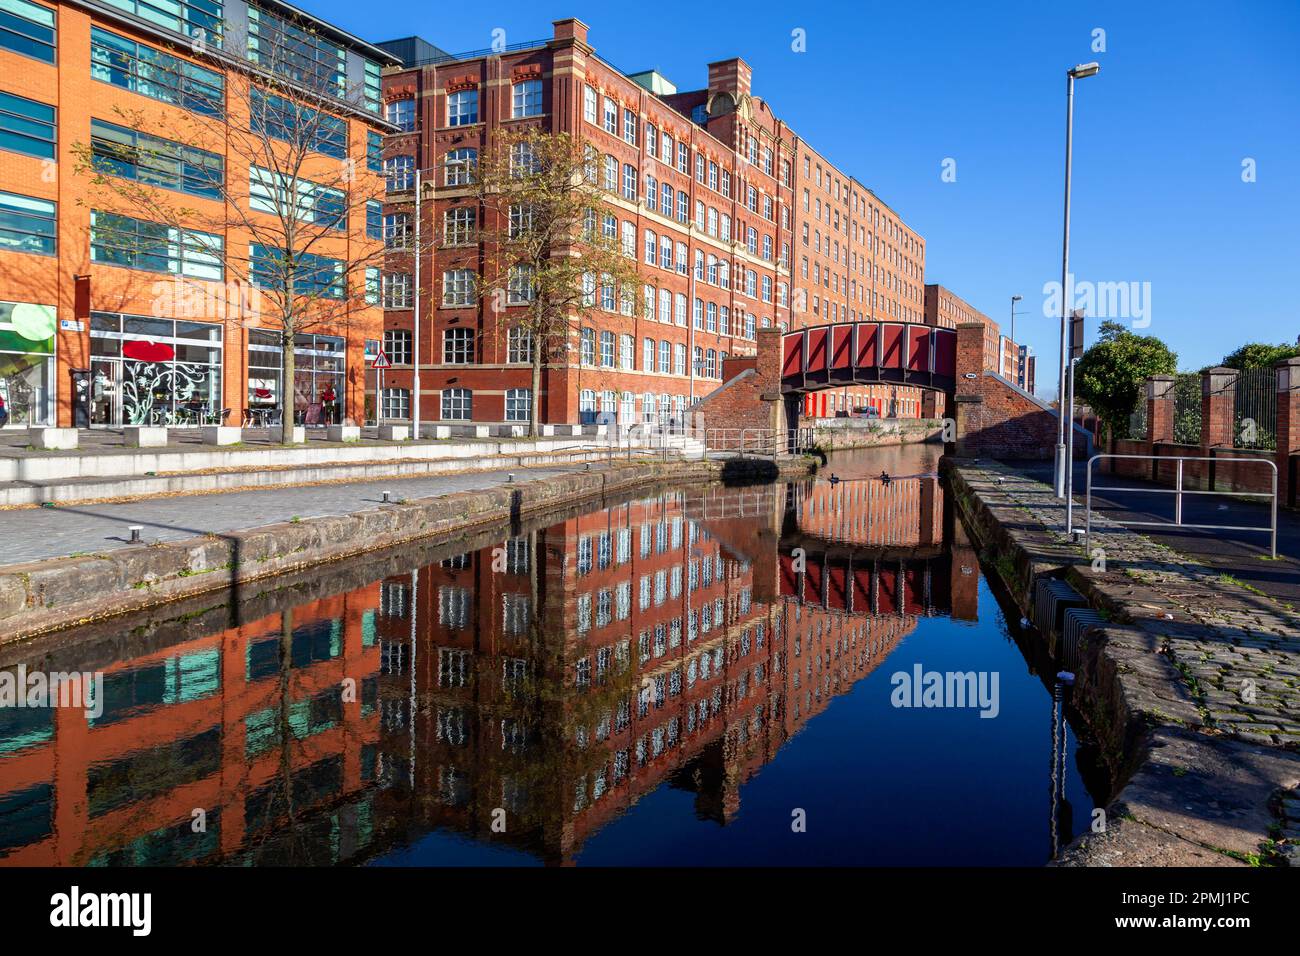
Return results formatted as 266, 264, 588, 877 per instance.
1084, 454, 1277, 559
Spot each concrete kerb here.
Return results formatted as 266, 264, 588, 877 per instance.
0, 457, 813, 642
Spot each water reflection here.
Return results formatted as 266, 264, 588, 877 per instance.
0, 450, 1101, 866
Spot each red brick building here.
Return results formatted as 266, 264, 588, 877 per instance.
924, 282, 1021, 381
375, 19, 933, 428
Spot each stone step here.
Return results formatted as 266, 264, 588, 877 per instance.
0, 444, 693, 507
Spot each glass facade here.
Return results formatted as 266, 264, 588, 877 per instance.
0, 300, 54, 426
248, 331, 345, 424
88, 313, 223, 426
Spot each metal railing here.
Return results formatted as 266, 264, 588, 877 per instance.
703, 426, 816, 456
1084, 454, 1277, 558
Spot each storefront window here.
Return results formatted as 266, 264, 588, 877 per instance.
88, 312, 222, 425
248, 330, 345, 424
0, 300, 54, 426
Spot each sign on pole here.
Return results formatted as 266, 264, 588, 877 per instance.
1069, 310, 1086, 363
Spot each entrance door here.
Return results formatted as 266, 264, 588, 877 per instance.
89, 359, 120, 426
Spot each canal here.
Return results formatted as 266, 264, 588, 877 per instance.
0, 444, 1107, 866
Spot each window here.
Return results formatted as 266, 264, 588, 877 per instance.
98, 0, 220, 44
580, 327, 595, 365
250, 244, 342, 298
0, 190, 55, 255
599, 330, 615, 366
583, 85, 597, 124
365, 200, 382, 240
507, 326, 532, 363
250, 165, 345, 229
603, 97, 617, 134
442, 269, 474, 307
367, 131, 382, 171
659, 340, 670, 374
443, 327, 474, 363
383, 213, 411, 249
383, 329, 412, 364
444, 206, 475, 245
1, 91, 54, 159
623, 108, 636, 145
384, 155, 414, 192
512, 79, 542, 118
380, 388, 409, 419
364, 60, 382, 114
91, 211, 222, 280
250, 88, 345, 158
507, 264, 535, 304
441, 388, 472, 420
382, 273, 411, 309
0, 0, 54, 63
248, 5, 344, 94
444, 148, 476, 186
505, 388, 531, 422
91, 28, 223, 116
386, 98, 415, 130
448, 89, 478, 126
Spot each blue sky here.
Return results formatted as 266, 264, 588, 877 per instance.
318, 0, 1299, 394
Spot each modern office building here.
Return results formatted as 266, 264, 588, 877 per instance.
375, 18, 930, 427
0, 0, 396, 428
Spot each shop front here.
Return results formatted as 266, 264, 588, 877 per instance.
247, 330, 345, 426
88, 312, 224, 426
0, 300, 55, 427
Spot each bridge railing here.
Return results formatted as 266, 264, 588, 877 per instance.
704, 427, 815, 456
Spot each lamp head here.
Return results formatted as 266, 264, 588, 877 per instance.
1069, 62, 1101, 79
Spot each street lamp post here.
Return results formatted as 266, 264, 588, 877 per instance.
412, 167, 424, 440
1055, 62, 1100, 499
1010, 294, 1022, 386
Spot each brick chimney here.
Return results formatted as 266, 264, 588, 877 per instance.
552, 18, 589, 45
707, 58, 752, 99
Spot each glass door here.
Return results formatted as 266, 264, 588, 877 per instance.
89, 358, 120, 426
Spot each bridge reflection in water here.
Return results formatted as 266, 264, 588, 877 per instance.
0, 466, 1086, 867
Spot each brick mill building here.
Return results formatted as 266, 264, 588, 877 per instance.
375, 18, 936, 428
923, 282, 1025, 387
0, 0, 395, 429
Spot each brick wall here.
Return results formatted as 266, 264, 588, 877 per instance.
953, 323, 1082, 460
693, 328, 786, 446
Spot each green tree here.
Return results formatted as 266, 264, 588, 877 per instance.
470, 128, 640, 437
1220, 341, 1300, 370
1075, 321, 1178, 440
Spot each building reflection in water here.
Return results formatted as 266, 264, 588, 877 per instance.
0, 471, 1004, 866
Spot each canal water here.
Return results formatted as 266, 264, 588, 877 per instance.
0, 444, 1105, 866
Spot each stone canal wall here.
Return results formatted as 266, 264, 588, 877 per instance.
947, 459, 1300, 867
0, 456, 814, 643
808, 417, 942, 452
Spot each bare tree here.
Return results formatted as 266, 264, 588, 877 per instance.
72, 16, 408, 443
470, 127, 640, 436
